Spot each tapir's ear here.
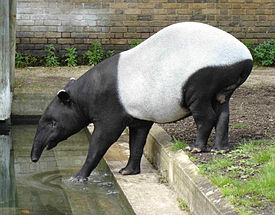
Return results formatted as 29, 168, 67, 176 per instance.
64, 77, 76, 90
57, 90, 71, 104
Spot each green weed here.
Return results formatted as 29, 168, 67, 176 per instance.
169, 137, 187, 151
189, 157, 197, 162
254, 39, 275, 66
159, 175, 168, 184
85, 41, 104, 66
15, 52, 25, 68
45, 44, 59, 67
106, 50, 115, 58
242, 39, 274, 66
15, 40, 275, 67
27, 56, 38, 66
243, 40, 255, 58
65, 47, 78, 67
177, 198, 189, 211
198, 163, 214, 174
130, 40, 142, 49
233, 123, 247, 129
15, 52, 38, 68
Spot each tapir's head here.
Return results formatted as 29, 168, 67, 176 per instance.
31, 78, 88, 162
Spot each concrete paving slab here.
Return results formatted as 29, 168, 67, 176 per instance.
88, 126, 188, 215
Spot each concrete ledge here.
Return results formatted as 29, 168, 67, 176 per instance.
12, 93, 54, 116
144, 124, 238, 215
87, 125, 188, 215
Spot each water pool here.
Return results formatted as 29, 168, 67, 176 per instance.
0, 124, 135, 215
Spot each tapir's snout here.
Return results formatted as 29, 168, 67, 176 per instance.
30, 142, 45, 162
31, 156, 39, 163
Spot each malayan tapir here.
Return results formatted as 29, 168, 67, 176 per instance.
31, 22, 253, 181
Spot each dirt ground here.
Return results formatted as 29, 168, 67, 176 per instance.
14, 66, 90, 94
160, 67, 275, 163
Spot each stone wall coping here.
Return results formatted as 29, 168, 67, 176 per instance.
144, 124, 238, 215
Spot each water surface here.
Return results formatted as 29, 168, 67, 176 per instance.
0, 125, 134, 215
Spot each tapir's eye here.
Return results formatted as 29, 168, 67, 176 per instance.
50, 120, 57, 128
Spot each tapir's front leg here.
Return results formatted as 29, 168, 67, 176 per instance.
72, 121, 126, 181
119, 119, 153, 175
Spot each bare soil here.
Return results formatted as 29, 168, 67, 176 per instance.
14, 66, 90, 94
160, 68, 275, 164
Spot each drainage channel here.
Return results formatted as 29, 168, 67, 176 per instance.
0, 122, 134, 215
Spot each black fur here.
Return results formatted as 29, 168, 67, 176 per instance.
182, 59, 253, 151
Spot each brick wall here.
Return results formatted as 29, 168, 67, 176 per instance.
16, 0, 275, 55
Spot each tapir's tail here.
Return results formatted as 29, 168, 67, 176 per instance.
239, 59, 253, 86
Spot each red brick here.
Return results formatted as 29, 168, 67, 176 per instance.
124, 33, 141, 39
62, 33, 71, 38
110, 39, 127, 44
138, 3, 154, 9
58, 38, 74, 44
48, 39, 57, 44
21, 38, 30, 43
124, 9, 141, 14
110, 27, 127, 32
141, 33, 150, 38
30, 38, 47, 44
162, 3, 179, 9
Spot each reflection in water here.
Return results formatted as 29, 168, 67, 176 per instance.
0, 134, 16, 209
0, 125, 134, 215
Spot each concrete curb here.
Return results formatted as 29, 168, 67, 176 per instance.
12, 93, 54, 116
144, 124, 238, 215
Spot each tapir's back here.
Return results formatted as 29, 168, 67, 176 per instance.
117, 22, 252, 123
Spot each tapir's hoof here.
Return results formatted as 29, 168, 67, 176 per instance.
191, 148, 202, 153
119, 168, 140, 175
185, 146, 192, 151
211, 146, 230, 153
69, 176, 88, 183
185, 146, 203, 153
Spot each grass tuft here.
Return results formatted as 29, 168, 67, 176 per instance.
197, 139, 275, 215
233, 123, 248, 129
177, 198, 189, 211
169, 137, 187, 151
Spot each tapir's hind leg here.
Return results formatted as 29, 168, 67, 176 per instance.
119, 119, 153, 175
185, 101, 216, 153
212, 98, 231, 151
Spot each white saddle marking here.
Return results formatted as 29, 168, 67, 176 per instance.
117, 22, 252, 123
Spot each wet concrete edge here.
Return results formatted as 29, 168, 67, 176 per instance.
144, 124, 238, 215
